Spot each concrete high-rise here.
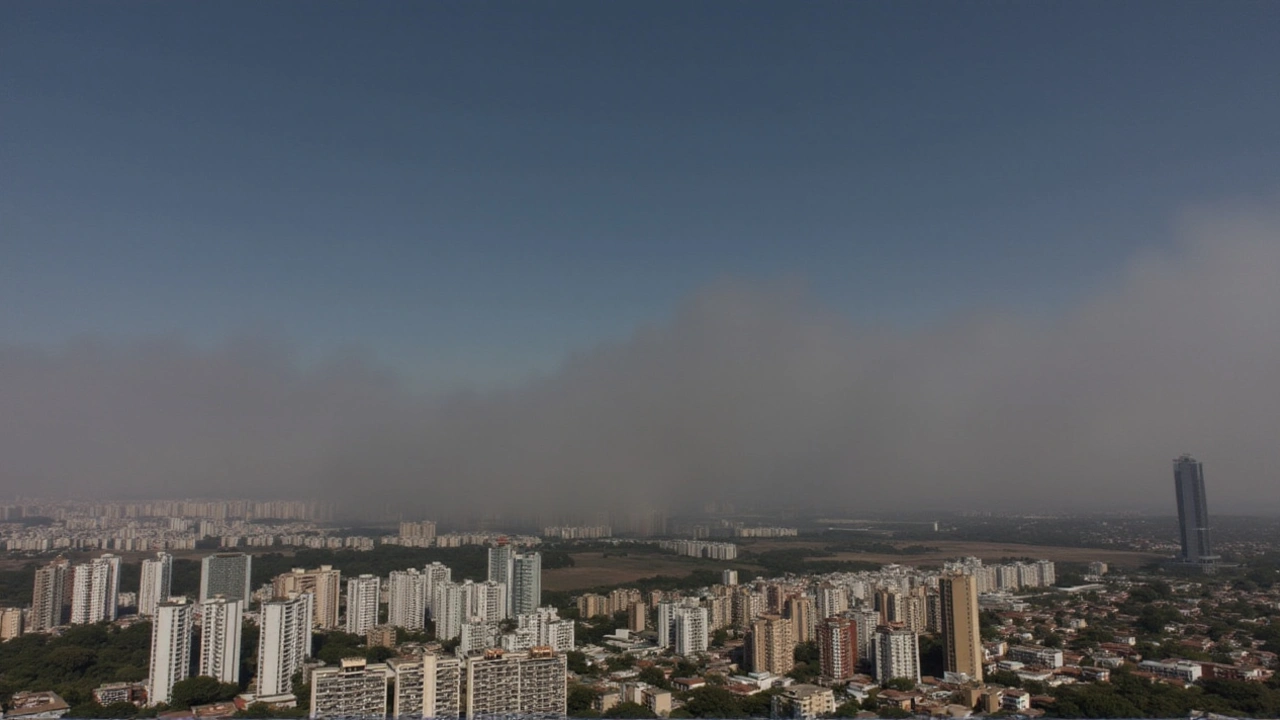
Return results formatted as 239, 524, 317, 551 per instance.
1174, 454, 1216, 563
817, 617, 857, 681
200, 553, 252, 604
874, 626, 920, 683
390, 653, 461, 720
310, 658, 388, 718
464, 648, 566, 719
31, 557, 69, 632
939, 575, 983, 682
784, 595, 815, 643
71, 554, 121, 625
748, 614, 795, 675
674, 606, 709, 656
273, 566, 341, 628
388, 569, 429, 630
0, 608, 24, 640
138, 552, 173, 617
345, 574, 380, 636
511, 553, 542, 617
487, 545, 514, 611
257, 593, 314, 697
148, 599, 193, 706
849, 608, 879, 663
199, 597, 243, 684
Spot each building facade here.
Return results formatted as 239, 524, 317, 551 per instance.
817, 616, 857, 681
874, 626, 921, 683
273, 566, 341, 629
148, 599, 193, 706
257, 593, 314, 696
387, 569, 428, 630
345, 574, 380, 636
309, 658, 388, 718
1174, 454, 1215, 563
199, 553, 252, 604
138, 552, 173, 617
199, 596, 243, 684
939, 574, 983, 682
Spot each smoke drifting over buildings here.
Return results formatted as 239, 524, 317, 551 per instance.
1, 204, 1278, 515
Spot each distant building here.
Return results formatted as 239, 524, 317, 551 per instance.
0, 607, 24, 640
4, 691, 70, 720
486, 544, 515, 612
345, 575, 380, 636
138, 552, 173, 617
257, 593, 314, 696
1008, 645, 1064, 669
148, 599, 193, 706
366, 625, 397, 649
940, 574, 983, 682
309, 658, 388, 718
273, 566, 340, 629
199, 597, 243, 684
199, 553, 252, 604
1174, 454, 1216, 563
874, 626, 920, 683
849, 608, 879, 663
722, 569, 739, 586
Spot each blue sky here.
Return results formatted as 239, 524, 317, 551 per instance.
4, 1, 1279, 389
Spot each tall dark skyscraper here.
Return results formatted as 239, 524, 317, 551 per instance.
1174, 454, 1215, 563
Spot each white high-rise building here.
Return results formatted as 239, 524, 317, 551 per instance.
433, 582, 467, 641
138, 552, 173, 617
850, 608, 879, 663
388, 569, 429, 630
199, 596, 243, 684
257, 593, 313, 697
674, 606, 709, 656
424, 562, 452, 618
473, 580, 508, 622
71, 554, 121, 625
487, 545, 514, 613
200, 553, 252, 603
874, 626, 920, 684
460, 620, 501, 654
722, 569, 739, 586
513, 607, 575, 653
815, 584, 848, 621
148, 599, 193, 706
345, 575, 380, 636
657, 602, 676, 648
511, 553, 541, 617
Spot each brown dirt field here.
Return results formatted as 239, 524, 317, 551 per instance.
542, 552, 743, 592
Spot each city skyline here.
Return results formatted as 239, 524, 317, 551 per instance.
1, 2, 1279, 516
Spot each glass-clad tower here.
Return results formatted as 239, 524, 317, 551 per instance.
1174, 454, 1215, 563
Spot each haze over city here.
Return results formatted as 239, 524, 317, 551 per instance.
3, 2, 1279, 515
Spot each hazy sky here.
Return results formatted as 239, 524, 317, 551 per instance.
2, 2, 1279, 514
